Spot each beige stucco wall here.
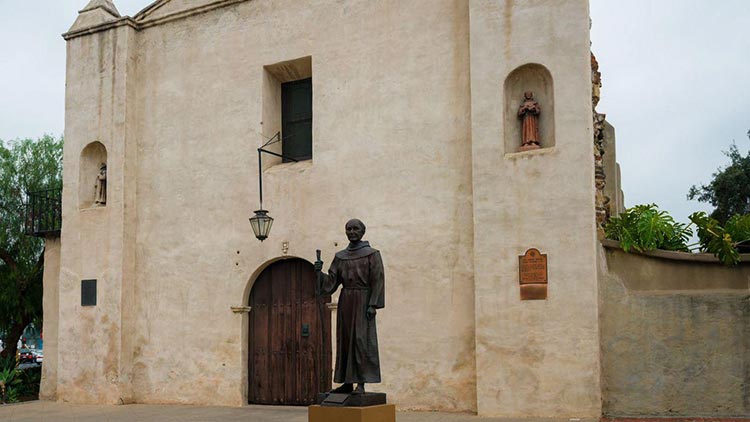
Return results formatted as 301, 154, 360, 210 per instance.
61, 0, 477, 412
55, 0, 600, 416
469, 0, 601, 418
57, 22, 139, 404
40, 237, 61, 400
599, 242, 750, 417
132, 0, 476, 409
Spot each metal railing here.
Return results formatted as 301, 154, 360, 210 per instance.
24, 188, 62, 237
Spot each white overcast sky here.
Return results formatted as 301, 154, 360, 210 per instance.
0, 0, 748, 227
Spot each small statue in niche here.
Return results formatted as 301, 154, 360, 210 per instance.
518, 91, 541, 151
94, 163, 107, 206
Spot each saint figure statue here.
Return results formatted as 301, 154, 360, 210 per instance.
518, 91, 541, 151
315, 219, 385, 395
94, 163, 107, 206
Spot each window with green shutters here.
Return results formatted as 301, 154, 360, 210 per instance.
281, 78, 312, 162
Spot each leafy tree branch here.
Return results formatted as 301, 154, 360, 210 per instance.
688, 132, 750, 223
0, 135, 62, 361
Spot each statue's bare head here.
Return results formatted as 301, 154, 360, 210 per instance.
524, 91, 534, 100
345, 219, 366, 242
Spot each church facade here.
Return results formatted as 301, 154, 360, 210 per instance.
43, 0, 606, 417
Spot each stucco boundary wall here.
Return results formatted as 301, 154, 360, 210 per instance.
598, 239, 750, 418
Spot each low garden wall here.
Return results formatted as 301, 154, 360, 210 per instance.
598, 239, 750, 417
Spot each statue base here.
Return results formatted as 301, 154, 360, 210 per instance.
519, 143, 541, 152
308, 404, 395, 422
316, 392, 386, 407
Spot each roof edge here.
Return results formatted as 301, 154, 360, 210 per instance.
134, 0, 250, 25
132, 0, 169, 21
63, 0, 251, 40
63, 17, 138, 40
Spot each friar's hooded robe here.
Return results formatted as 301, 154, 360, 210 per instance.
320, 240, 385, 384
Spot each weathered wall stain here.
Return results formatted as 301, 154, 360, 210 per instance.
599, 245, 750, 417
503, 0, 513, 61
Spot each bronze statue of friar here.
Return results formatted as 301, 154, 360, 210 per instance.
315, 219, 385, 397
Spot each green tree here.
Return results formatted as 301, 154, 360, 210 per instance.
689, 211, 750, 265
0, 135, 63, 360
688, 133, 750, 223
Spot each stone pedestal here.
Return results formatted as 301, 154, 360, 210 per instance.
308, 404, 396, 422
316, 392, 386, 407
519, 143, 541, 152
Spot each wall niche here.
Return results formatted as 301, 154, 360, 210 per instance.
79, 141, 108, 209
504, 63, 555, 154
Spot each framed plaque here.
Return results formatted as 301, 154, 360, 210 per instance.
519, 249, 548, 300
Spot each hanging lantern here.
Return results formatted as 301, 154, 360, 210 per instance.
249, 209, 274, 242
250, 132, 298, 242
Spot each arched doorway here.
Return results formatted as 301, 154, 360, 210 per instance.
248, 258, 332, 405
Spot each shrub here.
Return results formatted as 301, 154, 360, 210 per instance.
604, 204, 691, 253
605, 204, 750, 266
0, 356, 42, 404
13, 366, 40, 400
0, 356, 19, 404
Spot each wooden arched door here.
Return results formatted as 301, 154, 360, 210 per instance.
248, 258, 332, 405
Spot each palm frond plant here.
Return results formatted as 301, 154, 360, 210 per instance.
605, 204, 749, 266
0, 356, 19, 404
604, 204, 692, 253
13, 366, 40, 399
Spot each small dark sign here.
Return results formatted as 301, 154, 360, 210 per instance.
81, 279, 97, 306
519, 248, 548, 284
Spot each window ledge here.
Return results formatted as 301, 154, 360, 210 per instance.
265, 159, 313, 175
504, 146, 556, 160
79, 205, 108, 212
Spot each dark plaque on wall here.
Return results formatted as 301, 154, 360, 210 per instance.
519, 248, 548, 300
81, 279, 97, 306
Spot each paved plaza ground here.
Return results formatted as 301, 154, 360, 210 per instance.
0, 401, 598, 422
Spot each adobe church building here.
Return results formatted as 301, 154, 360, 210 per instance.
39, 0, 748, 419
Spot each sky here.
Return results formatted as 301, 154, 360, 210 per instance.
590, 0, 750, 227
0, 0, 748, 228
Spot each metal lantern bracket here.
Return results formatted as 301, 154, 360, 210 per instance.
256, 132, 298, 211
250, 132, 299, 242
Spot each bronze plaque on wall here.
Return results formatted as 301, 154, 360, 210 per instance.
519, 248, 547, 284
519, 248, 548, 300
